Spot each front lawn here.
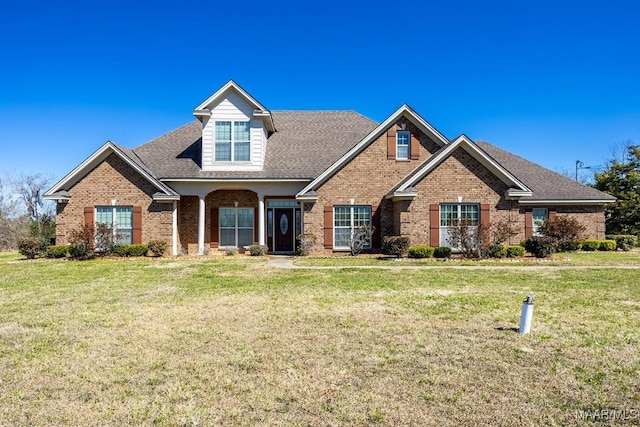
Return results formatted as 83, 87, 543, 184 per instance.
0, 257, 638, 425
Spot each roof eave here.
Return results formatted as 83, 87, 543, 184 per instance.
519, 199, 616, 206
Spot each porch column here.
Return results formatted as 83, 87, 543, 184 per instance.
172, 201, 178, 256
198, 194, 206, 255
258, 193, 265, 245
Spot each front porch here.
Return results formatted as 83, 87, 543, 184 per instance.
177, 189, 303, 255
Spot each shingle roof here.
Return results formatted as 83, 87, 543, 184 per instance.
476, 141, 615, 201
132, 111, 377, 180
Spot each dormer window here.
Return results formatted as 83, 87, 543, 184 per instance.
215, 121, 251, 162
396, 131, 410, 160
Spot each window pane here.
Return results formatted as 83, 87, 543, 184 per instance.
334, 228, 351, 248
238, 229, 253, 247
220, 208, 236, 227
532, 208, 548, 222
334, 206, 351, 227
353, 206, 371, 226
267, 210, 273, 238
116, 230, 132, 245
115, 207, 132, 228
233, 121, 250, 142
220, 229, 236, 247
215, 142, 231, 161
234, 141, 250, 161
460, 204, 479, 225
96, 207, 112, 225
215, 121, 231, 142
237, 208, 253, 228
397, 131, 409, 159
440, 204, 456, 226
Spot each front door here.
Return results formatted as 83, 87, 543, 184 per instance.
274, 208, 294, 252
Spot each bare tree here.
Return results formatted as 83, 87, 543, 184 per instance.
0, 177, 29, 250
9, 173, 55, 240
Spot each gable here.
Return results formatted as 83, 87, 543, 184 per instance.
44, 142, 179, 202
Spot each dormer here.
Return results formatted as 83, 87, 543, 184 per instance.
193, 80, 275, 171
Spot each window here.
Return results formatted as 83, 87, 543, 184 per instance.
95, 206, 133, 244
214, 121, 250, 162
439, 203, 479, 248
219, 208, 254, 247
532, 208, 548, 236
396, 131, 410, 160
334, 205, 372, 249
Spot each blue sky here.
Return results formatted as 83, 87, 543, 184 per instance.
1, 0, 639, 184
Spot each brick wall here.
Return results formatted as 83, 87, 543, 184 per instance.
55, 153, 173, 247
305, 120, 606, 254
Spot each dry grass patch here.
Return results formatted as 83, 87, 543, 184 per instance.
0, 257, 638, 425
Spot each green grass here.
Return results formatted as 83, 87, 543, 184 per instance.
0, 251, 21, 261
0, 256, 638, 426
294, 250, 640, 267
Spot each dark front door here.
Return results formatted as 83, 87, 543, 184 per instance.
274, 208, 294, 252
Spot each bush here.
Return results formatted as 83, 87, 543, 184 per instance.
606, 235, 636, 251
112, 244, 149, 257
487, 244, 507, 258
94, 223, 114, 255
381, 236, 410, 257
225, 247, 238, 256
538, 216, 586, 244
557, 240, 581, 252
524, 236, 557, 258
505, 245, 525, 258
598, 240, 616, 251
581, 240, 599, 251
67, 224, 95, 260
45, 245, 69, 258
433, 246, 452, 258
297, 234, 316, 256
248, 245, 268, 256
148, 240, 168, 257
18, 237, 45, 259
407, 245, 434, 258
350, 225, 373, 256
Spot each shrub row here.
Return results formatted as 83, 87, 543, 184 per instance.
112, 244, 149, 257
487, 244, 525, 258
248, 245, 268, 256
581, 239, 616, 252
606, 235, 637, 251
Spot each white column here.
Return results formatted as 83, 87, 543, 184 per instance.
172, 201, 178, 256
198, 195, 206, 255
257, 194, 265, 246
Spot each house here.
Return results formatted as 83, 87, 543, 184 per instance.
44, 80, 615, 255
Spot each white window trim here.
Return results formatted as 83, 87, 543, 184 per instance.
532, 207, 548, 236
214, 120, 251, 163
219, 207, 254, 248
396, 130, 410, 160
439, 203, 480, 249
95, 206, 133, 245
333, 205, 372, 250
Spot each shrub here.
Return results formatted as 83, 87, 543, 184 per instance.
598, 240, 616, 251
297, 234, 315, 256
407, 245, 434, 258
381, 236, 410, 257
538, 216, 586, 244
606, 235, 636, 251
248, 245, 268, 256
524, 236, 557, 258
112, 244, 129, 257
94, 223, 114, 255
129, 244, 149, 257
225, 247, 238, 256
148, 240, 168, 257
557, 240, 581, 252
581, 240, 599, 251
67, 224, 95, 260
45, 245, 69, 258
350, 225, 374, 256
487, 244, 507, 258
433, 246, 452, 258
446, 220, 481, 258
18, 237, 45, 259
112, 244, 148, 257
505, 245, 525, 258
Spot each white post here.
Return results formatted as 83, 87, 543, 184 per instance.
172, 200, 178, 256
519, 295, 534, 334
198, 195, 206, 255
258, 194, 265, 246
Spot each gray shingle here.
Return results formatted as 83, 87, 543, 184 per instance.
132, 111, 377, 180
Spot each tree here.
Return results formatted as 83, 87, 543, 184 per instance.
594, 144, 640, 235
0, 177, 29, 250
10, 173, 55, 241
